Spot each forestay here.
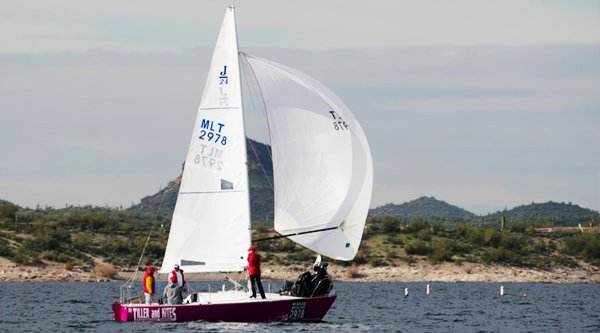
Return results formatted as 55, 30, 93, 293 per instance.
161, 7, 250, 273
240, 54, 373, 260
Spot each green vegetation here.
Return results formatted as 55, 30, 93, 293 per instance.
1, 197, 599, 272
0, 201, 168, 270
353, 216, 600, 269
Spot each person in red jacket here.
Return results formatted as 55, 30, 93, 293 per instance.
247, 245, 266, 299
143, 264, 155, 305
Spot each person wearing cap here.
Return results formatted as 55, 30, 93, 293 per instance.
168, 264, 186, 304
142, 264, 156, 305
247, 245, 266, 299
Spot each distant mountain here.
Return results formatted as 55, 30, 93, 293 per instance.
127, 138, 274, 224
484, 201, 600, 225
370, 196, 477, 220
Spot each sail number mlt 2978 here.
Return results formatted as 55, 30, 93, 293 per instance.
198, 118, 228, 145
194, 118, 227, 171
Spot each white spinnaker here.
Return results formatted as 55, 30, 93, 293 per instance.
241, 54, 373, 261
161, 7, 250, 273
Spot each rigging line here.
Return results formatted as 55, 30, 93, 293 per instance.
240, 52, 274, 190
253, 226, 339, 242
122, 178, 170, 288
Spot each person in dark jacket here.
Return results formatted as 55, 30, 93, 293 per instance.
247, 245, 266, 299
142, 264, 156, 305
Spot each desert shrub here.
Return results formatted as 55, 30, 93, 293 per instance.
284, 248, 314, 263
346, 265, 365, 279
563, 234, 589, 256
429, 239, 453, 262
404, 218, 430, 234
41, 250, 71, 263
270, 239, 296, 252
23, 228, 71, 252
100, 238, 130, 256
583, 236, 600, 261
405, 239, 431, 256
482, 228, 502, 247
384, 247, 400, 260
552, 255, 577, 267
380, 217, 401, 233
71, 233, 94, 252
416, 229, 432, 241
509, 223, 528, 233
0, 238, 13, 257
352, 255, 368, 265
13, 251, 44, 266
500, 234, 527, 254
482, 248, 522, 266
94, 263, 117, 279
448, 240, 472, 255
385, 234, 404, 245
65, 261, 75, 271
369, 258, 389, 267
532, 240, 552, 254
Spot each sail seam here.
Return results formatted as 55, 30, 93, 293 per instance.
198, 107, 241, 110
179, 190, 244, 194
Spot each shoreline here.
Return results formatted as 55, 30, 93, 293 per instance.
1, 259, 599, 283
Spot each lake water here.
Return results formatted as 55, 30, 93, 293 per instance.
1, 281, 599, 332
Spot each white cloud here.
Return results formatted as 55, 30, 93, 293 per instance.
1, 1, 600, 53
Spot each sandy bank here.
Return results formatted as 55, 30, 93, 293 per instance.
1, 257, 599, 283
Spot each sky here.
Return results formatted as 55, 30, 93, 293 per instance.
1, 0, 599, 214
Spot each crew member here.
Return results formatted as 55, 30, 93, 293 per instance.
143, 264, 155, 305
247, 245, 266, 299
168, 264, 186, 304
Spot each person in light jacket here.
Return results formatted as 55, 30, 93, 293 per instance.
168, 264, 186, 304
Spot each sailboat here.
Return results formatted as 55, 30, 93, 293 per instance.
112, 6, 372, 323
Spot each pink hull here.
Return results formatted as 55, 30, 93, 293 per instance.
112, 295, 336, 322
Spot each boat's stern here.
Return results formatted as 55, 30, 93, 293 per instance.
112, 302, 129, 322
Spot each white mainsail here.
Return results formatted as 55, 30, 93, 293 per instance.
241, 54, 373, 261
160, 7, 250, 273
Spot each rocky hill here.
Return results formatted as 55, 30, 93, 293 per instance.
369, 196, 477, 220
484, 201, 600, 225
127, 138, 274, 224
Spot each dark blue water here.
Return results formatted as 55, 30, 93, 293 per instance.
1, 281, 599, 332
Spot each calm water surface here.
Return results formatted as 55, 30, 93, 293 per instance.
1, 281, 599, 332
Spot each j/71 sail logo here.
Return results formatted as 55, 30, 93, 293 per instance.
219, 65, 228, 85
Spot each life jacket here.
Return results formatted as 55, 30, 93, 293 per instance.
143, 266, 155, 294
247, 247, 261, 277
169, 269, 185, 287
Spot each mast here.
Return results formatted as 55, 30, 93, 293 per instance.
230, 5, 254, 246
